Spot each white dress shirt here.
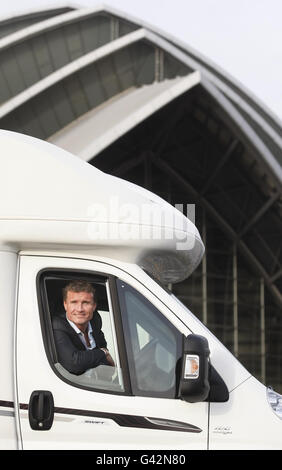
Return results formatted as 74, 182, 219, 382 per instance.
66, 317, 96, 350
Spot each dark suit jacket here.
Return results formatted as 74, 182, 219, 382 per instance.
52, 312, 109, 375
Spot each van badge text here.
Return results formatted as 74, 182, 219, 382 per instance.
212, 425, 232, 435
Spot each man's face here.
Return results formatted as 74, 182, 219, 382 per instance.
64, 290, 96, 331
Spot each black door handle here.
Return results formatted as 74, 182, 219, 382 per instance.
28, 390, 54, 430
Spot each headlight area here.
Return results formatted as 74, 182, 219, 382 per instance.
267, 387, 282, 420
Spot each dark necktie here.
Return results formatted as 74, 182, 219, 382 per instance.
83, 328, 91, 348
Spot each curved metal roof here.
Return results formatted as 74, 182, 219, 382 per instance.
0, 4, 281, 306
49, 73, 201, 160
0, 6, 74, 39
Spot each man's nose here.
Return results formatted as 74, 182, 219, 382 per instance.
76, 302, 84, 311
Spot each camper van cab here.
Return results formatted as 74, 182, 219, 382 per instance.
0, 130, 281, 450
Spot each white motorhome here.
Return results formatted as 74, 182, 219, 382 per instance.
0, 130, 281, 450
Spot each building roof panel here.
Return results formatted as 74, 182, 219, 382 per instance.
48, 72, 200, 160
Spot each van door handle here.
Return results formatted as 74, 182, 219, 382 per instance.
28, 390, 54, 430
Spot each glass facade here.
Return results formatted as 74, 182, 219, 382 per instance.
171, 207, 282, 393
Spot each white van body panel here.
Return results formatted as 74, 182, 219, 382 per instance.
0, 251, 18, 449
210, 377, 282, 449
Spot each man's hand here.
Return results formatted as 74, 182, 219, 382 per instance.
101, 348, 115, 367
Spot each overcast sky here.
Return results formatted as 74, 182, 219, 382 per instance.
1, 0, 282, 122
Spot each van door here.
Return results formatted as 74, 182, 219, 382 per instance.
16, 254, 208, 449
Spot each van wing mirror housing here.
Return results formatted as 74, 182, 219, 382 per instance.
179, 334, 210, 403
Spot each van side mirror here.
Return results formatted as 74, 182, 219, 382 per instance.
178, 334, 210, 403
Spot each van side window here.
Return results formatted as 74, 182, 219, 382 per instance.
117, 280, 182, 398
40, 272, 125, 393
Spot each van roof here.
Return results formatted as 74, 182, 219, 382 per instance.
0, 130, 204, 282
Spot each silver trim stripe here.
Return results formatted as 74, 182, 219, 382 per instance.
0, 409, 14, 417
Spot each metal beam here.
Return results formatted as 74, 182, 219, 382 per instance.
270, 268, 282, 283
112, 152, 146, 176
233, 244, 238, 358
239, 191, 280, 237
152, 98, 190, 158
154, 47, 164, 82
201, 79, 282, 187
260, 277, 266, 385
151, 154, 282, 307
144, 152, 153, 190
200, 139, 239, 196
202, 210, 208, 325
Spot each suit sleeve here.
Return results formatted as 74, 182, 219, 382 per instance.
53, 323, 109, 375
